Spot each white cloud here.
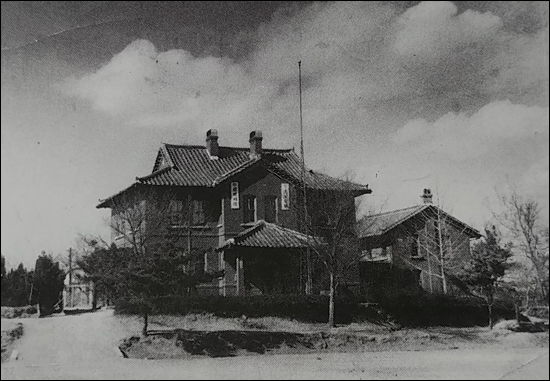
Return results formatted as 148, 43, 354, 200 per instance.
393, 2, 503, 58
64, 2, 547, 132
61, 1, 549, 228
394, 101, 549, 159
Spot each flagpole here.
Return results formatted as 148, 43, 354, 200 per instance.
299, 61, 312, 295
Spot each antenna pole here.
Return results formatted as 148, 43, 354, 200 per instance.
299, 61, 312, 295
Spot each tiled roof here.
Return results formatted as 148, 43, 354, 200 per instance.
98, 144, 371, 208
143, 144, 370, 192
217, 220, 324, 251
357, 204, 481, 239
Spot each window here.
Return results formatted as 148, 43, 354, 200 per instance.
264, 195, 278, 223
444, 233, 452, 256
368, 246, 392, 260
231, 182, 239, 209
243, 195, 256, 223
113, 213, 126, 239
411, 233, 421, 258
192, 200, 205, 225
361, 249, 372, 260
281, 183, 290, 210
169, 199, 206, 226
169, 200, 185, 226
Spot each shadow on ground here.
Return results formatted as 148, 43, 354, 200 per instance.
120, 329, 322, 358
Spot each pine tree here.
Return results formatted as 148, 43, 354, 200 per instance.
34, 252, 65, 316
458, 226, 513, 329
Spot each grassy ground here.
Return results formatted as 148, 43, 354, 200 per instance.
1, 321, 23, 363
1, 306, 37, 319
134, 313, 391, 333
117, 313, 549, 359
1, 306, 39, 363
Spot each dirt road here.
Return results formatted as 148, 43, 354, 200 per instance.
1, 310, 548, 380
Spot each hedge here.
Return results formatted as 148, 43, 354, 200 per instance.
375, 289, 521, 327
114, 294, 360, 324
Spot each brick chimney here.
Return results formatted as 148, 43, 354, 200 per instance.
249, 130, 263, 159
421, 188, 433, 204
206, 129, 219, 158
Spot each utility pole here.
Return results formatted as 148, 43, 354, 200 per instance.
69, 247, 73, 308
299, 61, 312, 295
187, 194, 193, 296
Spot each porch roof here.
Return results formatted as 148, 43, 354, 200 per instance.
217, 220, 323, 251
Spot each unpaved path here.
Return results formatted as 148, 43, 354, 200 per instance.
1, 310, 548, 380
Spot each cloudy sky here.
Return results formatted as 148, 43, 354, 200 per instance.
1, 1, 548, 269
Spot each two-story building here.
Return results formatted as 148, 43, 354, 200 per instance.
358, 189, 481, 297
97, 129, 371, 296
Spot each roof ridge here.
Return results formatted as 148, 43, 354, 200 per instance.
136, 165, 172, 182
359, 203, 481, 239
265, 222, 324, 244
234, 220, 266, 242
164, 143, 206, 149
211, 157, 261, 186
365, 204, 426, 218
163, 143, 294, 153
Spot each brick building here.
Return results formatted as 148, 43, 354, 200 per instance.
97, 130, 371, 296
358, 189, 481, 297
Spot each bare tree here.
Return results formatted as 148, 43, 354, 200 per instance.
391, 194, 477, 295
305, 175, 378, 327
495, 189, 549, 308
107, 186, 210, 273
306, 190, 357, 327
80, 186, 219, 335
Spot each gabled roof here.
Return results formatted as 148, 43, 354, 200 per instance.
217, 220, 324, 251
97, 143, 371, 208
357, 204, 481, 239
145, 144, 370, 192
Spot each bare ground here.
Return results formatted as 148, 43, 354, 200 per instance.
118, 314, 549, 359
2, 309, 548, 380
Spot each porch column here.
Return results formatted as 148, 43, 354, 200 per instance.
219, 251, 226, 296
236, 256, 245, 296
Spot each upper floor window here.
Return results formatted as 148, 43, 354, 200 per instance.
264, 195, 278, 223
192, 200, 206, 225
361, 249, 372, 260
281, 183, 290, 210
169, 200, 185, 226
243, 195, 256, 223
113, 213, 127, 239
169, 199, 206, 226
411, 233, 421, 258
372, 247, 384, 258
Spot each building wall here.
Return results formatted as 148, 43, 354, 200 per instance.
360, 216, 474, 296
215, 166, 301, 295
107, 168, 364, 297
221, 166, 299, 236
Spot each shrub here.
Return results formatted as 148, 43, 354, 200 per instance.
370, 286, 518, 327
114, 294, 360, 324
34, 253, 65, 317
0, 305, 38, 319
362, 265, 519, 327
